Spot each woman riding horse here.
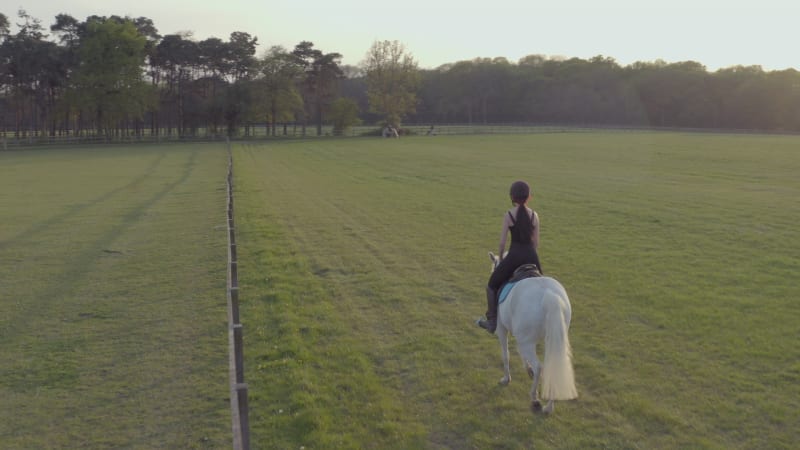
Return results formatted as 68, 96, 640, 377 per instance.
477, 180, 543, 333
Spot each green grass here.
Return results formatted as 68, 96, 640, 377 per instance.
0, 143, 231, 448
234, 133, 799, 449
1, 133, 797, 448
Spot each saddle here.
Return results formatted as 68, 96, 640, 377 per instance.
508, 263, 542, 283
498, 264, 542, 305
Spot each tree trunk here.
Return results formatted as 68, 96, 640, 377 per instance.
316, 104, 323, 136
270, 101, 277, 136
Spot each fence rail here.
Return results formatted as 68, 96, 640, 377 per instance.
6, 123, 798, 148
226, 138, 250, 450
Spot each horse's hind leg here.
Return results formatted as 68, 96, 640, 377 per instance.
530, 362, 543, 412
517, 341, 542, 412
498, 327, 511, 385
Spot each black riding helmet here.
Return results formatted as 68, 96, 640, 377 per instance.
509, 180, 530, 203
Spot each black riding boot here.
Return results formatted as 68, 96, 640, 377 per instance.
477, 286, 498, 333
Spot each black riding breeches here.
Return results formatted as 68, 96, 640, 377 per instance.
488, 244, 542, 290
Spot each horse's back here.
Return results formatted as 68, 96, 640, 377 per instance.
512, 277, 569, 307
524, 277, 570, 319
501, 277, 571, 338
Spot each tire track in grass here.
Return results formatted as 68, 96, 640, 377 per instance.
0, 148, 198, 342
0, 151, 167, 250
1, 144, 231, 448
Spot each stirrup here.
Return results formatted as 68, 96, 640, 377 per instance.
476, 318, 496, 333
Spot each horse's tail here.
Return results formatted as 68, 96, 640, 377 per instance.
542, 289, 578, 400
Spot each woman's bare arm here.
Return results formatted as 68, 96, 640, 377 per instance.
498, 211, 513, 257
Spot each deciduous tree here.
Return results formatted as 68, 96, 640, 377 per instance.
70, 17, 155, 137
258, 46, 302, 135
328, 97, 361, 135
292, 41, 344, 135
0, 13, 10, 38
362, 40, 419, 126
152, 33, 199, 135
1, 10, 54, 137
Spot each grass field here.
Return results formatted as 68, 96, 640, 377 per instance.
233, 132, 799, 449
1, 133, 797, 449
0, 143, 231, 448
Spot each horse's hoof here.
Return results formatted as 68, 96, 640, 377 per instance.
531, 400, 542, 413
499, 376, 510, 386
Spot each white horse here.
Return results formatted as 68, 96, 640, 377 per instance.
488, 252, 578, 414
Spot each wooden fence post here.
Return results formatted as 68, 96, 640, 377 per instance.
236, 383, 250, 450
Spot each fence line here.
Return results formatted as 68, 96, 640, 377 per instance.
5, 123, 798, 148
226, 138, 250, 450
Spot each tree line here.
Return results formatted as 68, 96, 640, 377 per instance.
406, 56, 800, 131
2, 10, 800, 141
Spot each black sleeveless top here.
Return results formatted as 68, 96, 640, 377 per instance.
489, 207, 541, 287
508, 208, 534, 246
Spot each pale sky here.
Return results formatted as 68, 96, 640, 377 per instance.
7, 0, 800, 71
